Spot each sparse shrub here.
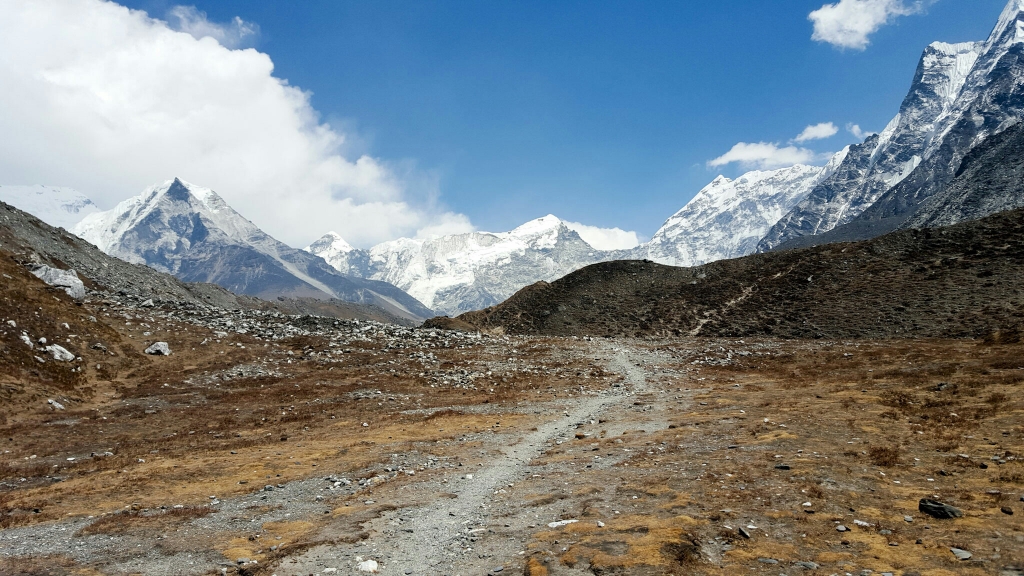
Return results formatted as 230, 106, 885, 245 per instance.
880, 409, 903, 420
983, 327, 1022, 345
881, 390, 915, 408
868, 445, 901, 467
987, 392, 1009, 406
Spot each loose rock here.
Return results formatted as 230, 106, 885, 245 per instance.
951, 548, 973, 561
145, 342, 172, 356
919, 499, 963, 519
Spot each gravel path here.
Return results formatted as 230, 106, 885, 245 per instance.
283, 344, 652, 576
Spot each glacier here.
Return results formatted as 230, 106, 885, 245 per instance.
0, 185, 100, 230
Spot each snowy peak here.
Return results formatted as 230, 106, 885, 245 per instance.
637, 164, 826, 266
504, 215, 579, 249
991, 0, 1024, 49
74, 178, 267, 257
309, 214, 606, 316
73, 179, 433, 321
306, 232, 354, 256
0, 185, 100, 230
917, 42, 983, 114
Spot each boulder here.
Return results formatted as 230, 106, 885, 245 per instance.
29, 265, 86, 300
145, 342, 171, 356
919, 499, 963, 519
45, 345, 76, 362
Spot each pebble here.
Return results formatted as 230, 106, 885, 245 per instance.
836, 525, 848, 532
1002, 506, 1014, 515
793, 561, 820, 569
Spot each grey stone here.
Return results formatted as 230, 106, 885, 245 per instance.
951, 548, 973, 561
45, 345, 75, 362
919, 499, 962, 519
145, 342, 171, 356
738, 527, 752, 539
758, 558, 779, 564
30, 265, 86, 300
793, 561, 820, 570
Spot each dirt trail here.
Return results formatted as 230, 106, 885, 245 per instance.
285, 344, 653, 576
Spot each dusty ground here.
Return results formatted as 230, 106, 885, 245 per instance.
1, 256, 1023, 575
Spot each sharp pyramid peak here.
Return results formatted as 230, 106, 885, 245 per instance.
307, 231, 355, 254
989, 0, 1024, 47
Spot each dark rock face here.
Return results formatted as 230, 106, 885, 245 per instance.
919, 499, 964, 519
906, 121, 1024, 228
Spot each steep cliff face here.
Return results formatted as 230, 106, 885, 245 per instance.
905, 121, 1024, 228
758, 41, 984, 251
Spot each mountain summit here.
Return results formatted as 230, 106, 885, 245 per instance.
308, 214, 608, 316
74, 179, 434, 322
761, 0, 1024, 251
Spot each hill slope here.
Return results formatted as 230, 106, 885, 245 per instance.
459, 208, 1024, 339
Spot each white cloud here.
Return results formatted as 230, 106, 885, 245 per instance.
809, 0, 927, 50
708, 142, 820, 170
794, 122, 839, 143
564, 222, 640, 251
846, 123, 877, 140
0, 0, 469, 248
166, 5, 259, 49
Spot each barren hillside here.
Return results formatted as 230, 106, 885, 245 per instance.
459, 208, 1024, 340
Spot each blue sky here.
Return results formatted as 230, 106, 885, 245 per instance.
1, 1, 1012, 246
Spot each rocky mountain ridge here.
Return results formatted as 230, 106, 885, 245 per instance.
763, 0, 1024, 251
71, 179, 434, 323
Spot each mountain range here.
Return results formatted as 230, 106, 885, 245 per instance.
71, 179, 434, 323
5, 0, 1024, 320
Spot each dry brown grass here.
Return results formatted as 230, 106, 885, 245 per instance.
867, 445, 901, 467
77, 505, 212, 536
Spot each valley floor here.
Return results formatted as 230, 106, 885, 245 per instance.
1, 283, 1022, 575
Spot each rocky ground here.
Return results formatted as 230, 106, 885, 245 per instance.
1, 249, 1023, 576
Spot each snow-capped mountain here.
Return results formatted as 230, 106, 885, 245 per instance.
758, 40, 984, 252
852, 0, 1024, 232
760, 0, 1024, 250
0, 185, 100, 230
632, 159, 845, 266
309, 160, 846, 316
308, 216, 614, 316
74, 178, 434, 322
